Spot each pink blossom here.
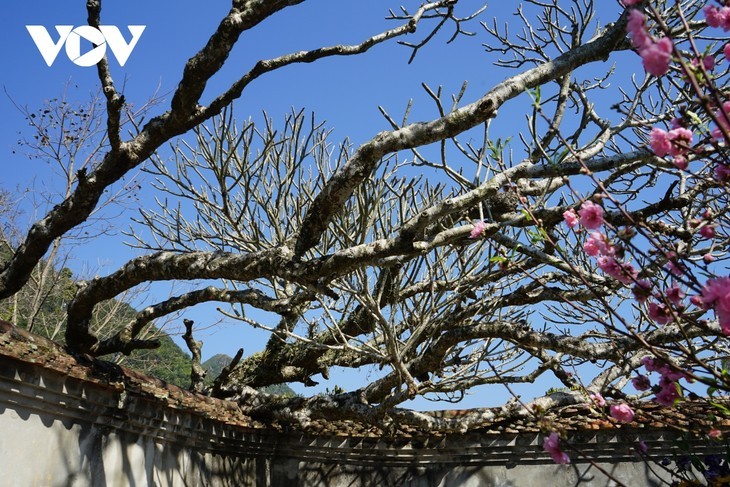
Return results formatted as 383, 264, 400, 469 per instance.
704, 5, 730, 31
470, 220, 487, 239
597, 255, 620, 275
667, 127, 693, 156
621, 262, 639, 283
665, 285, 684, 307
621, 0, 642, 6
641, 356, 690, 406
715, 164, 730, 182
640, 37, 673, 76
578, 201, 604, 230
632, 374, 651, 391
704, 253, 716, 264
598, 256, 638, 284
693, 55, 716, 71
590, 392, 606, 407
725, 43, 730, 62
583, 239, 600, 257
699, 277, 730, 335
632, 280, 653, 303
583, 232, 610, 257
655, 388, 678, 406
610, 403, 635, 423
699, 277, 730, 310
563, 209, 579, 229
641, 356, 658, 372
625, 9, 674, 77
664, 254, 686, 277
704, 55, 716, 71
699, 224, 716, 239
673, 156, 688, 170
649, 128, 672, 156
653, 363, 688, 383
593, 232, 614, 255
543, 432, 571, 464
627, 10, 651, 50
648, 301, 673, 325
649, 127, 693, 159
655, 378, 681, 406
711, 101, 730, 140
708, 429, 723, 440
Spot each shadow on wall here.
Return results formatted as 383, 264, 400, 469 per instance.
294, 463, 496, 487
0, 395, 675, 487
0, 356, 259, 486
38, 414, 258, 486
291, 456, 668, 487
0, 345, 695, 487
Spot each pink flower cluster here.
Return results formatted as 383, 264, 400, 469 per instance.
563, 201, 604, 230
627, 10, 673, 76
692, 55, 716, 72
578, 201, 604, 229
563, 201, 605, 230
696, 277, 730, 335
584, 232, 613, 257
610, 403, 635, 423
690, 209, 718, 262
700, 224, 716, 239
649, 125, 694, 169
690, 209, 718, 242
715, 164, 730, 182
470, 220, 487, 239
631, 4, 730, 182
640, 276, 690, 326
711, 101, 730, 141
590, 392, 607, 407
631, 374, 651, 391
705, 4, 730, 30
640, 356, 691, 406
598, 255, 639, 285
543, 432, 570, 464
564, 201, 639, 285
647, 300, 674, 324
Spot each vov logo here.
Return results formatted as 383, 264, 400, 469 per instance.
26, 25, 146, 67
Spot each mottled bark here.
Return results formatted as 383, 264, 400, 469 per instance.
182, 319, 206, 393
294, 10, 630, 257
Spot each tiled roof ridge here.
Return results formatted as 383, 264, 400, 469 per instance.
1, 320, 729, 439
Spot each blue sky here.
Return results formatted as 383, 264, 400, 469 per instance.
1, 1, 630, 408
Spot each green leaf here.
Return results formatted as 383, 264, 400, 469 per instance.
685, 110, 703, 126
710, 401, 730, 417
528, 86, 542, 107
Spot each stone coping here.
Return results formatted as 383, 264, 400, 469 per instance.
1, 319, 729, 463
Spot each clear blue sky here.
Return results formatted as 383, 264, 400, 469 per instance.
1, 1, 626, 408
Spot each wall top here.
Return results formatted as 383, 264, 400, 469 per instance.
1, 320, 729, 444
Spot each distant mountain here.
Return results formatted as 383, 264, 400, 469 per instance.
202, 353, 232, 379
119, 334, 192, 388
0, 244, 295, 395
0, 247, 194, 388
